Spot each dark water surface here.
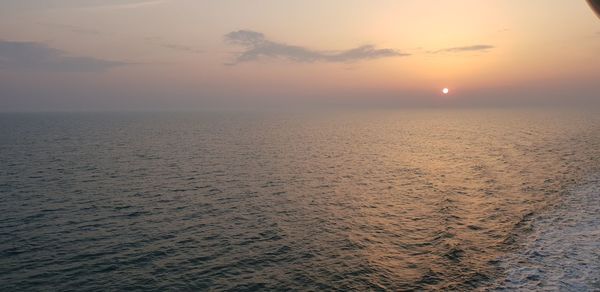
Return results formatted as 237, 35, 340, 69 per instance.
1, 110, 599, 291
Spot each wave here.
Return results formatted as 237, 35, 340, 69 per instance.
494, 175, 600, 290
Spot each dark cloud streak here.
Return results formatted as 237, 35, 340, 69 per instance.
38, 22, 102, 35
225, 30, 408, 65
144, 37, 203, 54
159, 43, 203, 54
38, 22, 203, 55
0, 40, 129, 72
430, 45, 495, 54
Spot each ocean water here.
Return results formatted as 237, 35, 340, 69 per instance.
496, 174, 600, 291
1, 110, 599, 291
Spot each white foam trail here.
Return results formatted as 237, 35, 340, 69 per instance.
496, 175, 600, 290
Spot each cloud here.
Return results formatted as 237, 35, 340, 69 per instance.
0, 40, 129, 72
38, 22, 102, 36
53, 0, 167, 11
159, 43, 203, 54
78, 0, 166, 10
430, 45, 495, 54
1, 0, 168, 13
144, 37, 203, 54
224, 30, 409, 65
38, 23, 202, 54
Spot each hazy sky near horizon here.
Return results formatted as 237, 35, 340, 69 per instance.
0, 0, 599, 110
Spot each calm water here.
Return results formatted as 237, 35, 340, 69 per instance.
1, 110, 599, 291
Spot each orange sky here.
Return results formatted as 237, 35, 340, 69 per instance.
0, 0, 599, 110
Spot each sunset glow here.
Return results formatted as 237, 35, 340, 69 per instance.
2, 1, 600, 291
0, 0, 599, 110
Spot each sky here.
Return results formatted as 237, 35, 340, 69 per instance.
0, 0, 599, 110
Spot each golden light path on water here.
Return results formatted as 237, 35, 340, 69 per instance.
1, 110, 600, 290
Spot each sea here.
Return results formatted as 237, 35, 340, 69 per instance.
1, 109, 599, 291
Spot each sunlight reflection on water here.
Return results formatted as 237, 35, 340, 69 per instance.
1, 109, 599, 290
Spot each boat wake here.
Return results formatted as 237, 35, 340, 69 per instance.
494, 175, 600, 290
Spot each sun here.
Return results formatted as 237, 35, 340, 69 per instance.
442, 88, 450, 95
